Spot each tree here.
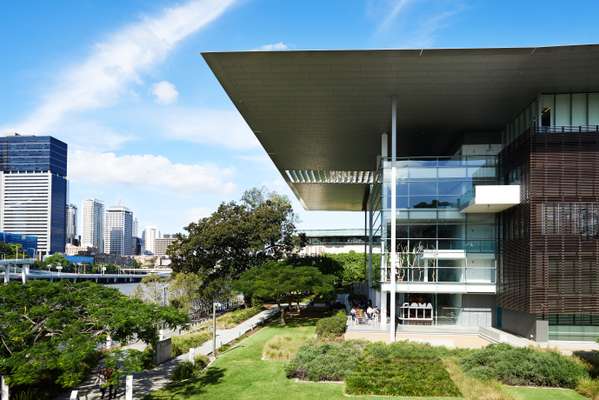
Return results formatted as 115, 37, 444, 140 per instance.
233, 262, 335, 324
168, 187, 299, 302
0, 281, 186, 392
0, 242, 22, 259
168, 272, 204, 315
132, 273, 167, 304
43, 253, 70, 269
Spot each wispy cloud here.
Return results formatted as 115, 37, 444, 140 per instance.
69, 150, 236, 195
2, 0, 236, 135
152, 80, 179, 105
376, 0, 415, 33
255, 42, 289, 51
368, 0, 463, 47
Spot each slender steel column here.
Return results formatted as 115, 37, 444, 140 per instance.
389, 97, 397, 342
380, 132, 388, 328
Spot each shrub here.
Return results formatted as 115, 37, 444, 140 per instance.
577, 377, 599, 400
345, 342, 461, 397
263, 335, 308, 361
170, 355, 209, 381
315, 311, 347, 338
460, 344, 588, 388
171, 331, 211, 356
285, 340, 367, 381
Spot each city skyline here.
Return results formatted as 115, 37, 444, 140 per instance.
4, 1, 598, 233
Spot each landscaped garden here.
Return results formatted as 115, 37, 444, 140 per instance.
147, 310, 596, 400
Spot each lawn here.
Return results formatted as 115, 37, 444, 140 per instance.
504, 386, 587, 400
147, 320, 589, 400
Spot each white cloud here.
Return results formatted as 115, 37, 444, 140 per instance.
69, 150, 236, 195
158, 107, 260, 150
2, 0, 236, 134
256, 42, 289, 51
152, 80, 179, 104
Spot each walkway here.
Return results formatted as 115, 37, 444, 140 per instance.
57, 308, 278, 399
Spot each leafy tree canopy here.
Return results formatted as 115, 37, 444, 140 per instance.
0, 281, 187, 390
233, 261, 335, 324
168, 187, 298, 299
0, 242, 22, 259
288, 251, 381, 288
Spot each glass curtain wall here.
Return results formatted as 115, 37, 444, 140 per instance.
369, 156, 497, 286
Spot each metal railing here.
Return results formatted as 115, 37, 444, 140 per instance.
535, 125, 599, 134
382, 266, 496, 284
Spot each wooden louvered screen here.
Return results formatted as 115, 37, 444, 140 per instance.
499, 129, 599, 316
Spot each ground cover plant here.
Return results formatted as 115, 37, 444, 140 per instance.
217, 305, 263, 329
315, 310, 347, 338
460, 344, 588, 388
345, 341, 461, 397
171, 355, 210, 381
172, 330, 212, 356
576, 377, 599, 399
285, 340, 367, 381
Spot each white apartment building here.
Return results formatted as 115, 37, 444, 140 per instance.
104, 206, 133, 256
66, 203, 77, 244
82, 199, 104, 251
0, 171, 65, 256
142, 226, 160, 255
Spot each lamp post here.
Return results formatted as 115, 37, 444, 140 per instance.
212, 301, 217, 358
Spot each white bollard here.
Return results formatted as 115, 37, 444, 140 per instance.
125, 375, 133, 400
69, 390, 78, 400
105, 335, 112, 350
1, 376, 8, 400
21, 268, 26, 284
3, 268, 9, 285
188, 348, 196, 365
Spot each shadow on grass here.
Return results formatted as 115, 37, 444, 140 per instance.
145, 367, 226, 399
275, 307, 336, 328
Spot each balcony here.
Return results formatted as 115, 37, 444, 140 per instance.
380, 266, 496, 294
460, 185, 520, 213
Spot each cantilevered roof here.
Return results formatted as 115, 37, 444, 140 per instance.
202, 45, 599, 211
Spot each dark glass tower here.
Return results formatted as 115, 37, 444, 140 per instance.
0, 135, 68, 255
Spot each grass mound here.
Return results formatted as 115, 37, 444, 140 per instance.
461, 344, 588, 388
262, 334, 310, 361
345, 342, 461, 398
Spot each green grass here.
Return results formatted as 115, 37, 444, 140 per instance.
148, 320, 589, 400
504, 386, 588, 400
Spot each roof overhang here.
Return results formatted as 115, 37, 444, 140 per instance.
202, 45, 599, 211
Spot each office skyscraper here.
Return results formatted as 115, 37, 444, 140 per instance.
0, 134, 67, 255
82, 199, 104, 251
104, 206, 133, 256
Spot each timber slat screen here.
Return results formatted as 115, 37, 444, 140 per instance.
499, 128, 599, 316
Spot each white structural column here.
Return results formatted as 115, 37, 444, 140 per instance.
389, 97, 398, 342
380, 132, 388, 328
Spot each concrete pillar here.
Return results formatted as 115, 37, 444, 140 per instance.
125, 375, 133, 400
389, 96, 398, 342
1, 376, 8, 400
380, 291, 387, 328
3, 266, 9, 285
188, 347, 196, 365
69, 390, 78, 400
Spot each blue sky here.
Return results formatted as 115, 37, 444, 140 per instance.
1, 0, 599, 235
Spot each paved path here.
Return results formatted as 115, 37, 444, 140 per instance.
58, 308, 278, 399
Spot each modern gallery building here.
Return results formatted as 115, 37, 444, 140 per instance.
204, 44, 599, 342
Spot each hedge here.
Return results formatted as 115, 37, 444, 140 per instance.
315, 311, 347, 339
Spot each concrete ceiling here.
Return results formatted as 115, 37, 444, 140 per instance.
202, 45, 599, 211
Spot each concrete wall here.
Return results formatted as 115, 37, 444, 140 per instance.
501, 309, 548, 342
458, 294, 496, 327
154, 338, 172, 364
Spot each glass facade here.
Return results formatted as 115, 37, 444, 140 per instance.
0, 231, 38, 257
370, 156, 497, 287
0, 136, 68, 177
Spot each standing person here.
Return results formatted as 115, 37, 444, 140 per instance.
350, 306, 357, 325
96, 367, 109, 399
